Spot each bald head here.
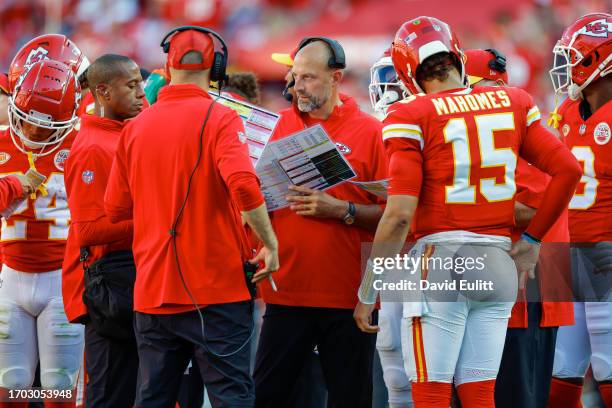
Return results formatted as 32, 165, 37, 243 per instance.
293, 41, 334, 72
87, 54, 137, 90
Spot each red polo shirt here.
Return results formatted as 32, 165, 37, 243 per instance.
104, 84, 262, 314
62, 114, 133, 322
259, 94, 387, 309
508, 158, 573, 328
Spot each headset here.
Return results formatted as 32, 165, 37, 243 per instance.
282, 78, 295, 102
160, 25, 229, 88
485, 48, 507, 74
283, 36, 345, 101
297, 36, 346, 69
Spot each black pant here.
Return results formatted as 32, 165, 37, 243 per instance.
176, 359, 204, 408
85, 322, 139, 408
254, 304, 377, 408
495, 301, 558, 408
134, 301, 254, 408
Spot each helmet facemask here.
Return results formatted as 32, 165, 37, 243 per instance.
369, 59, 409, 113
8, 93, 79, 156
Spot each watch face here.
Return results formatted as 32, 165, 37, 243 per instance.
344, 216, 355, 225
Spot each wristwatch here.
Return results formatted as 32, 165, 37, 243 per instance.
343, 201, 356, 225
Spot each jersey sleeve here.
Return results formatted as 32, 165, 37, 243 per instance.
0, 176, 23, 210
66, 145, 112, 223
104, 128, 133, 223
382, 102, 425, 157
382, 102, 425, 197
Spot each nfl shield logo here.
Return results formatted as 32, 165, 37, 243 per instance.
82, 170, 94, 184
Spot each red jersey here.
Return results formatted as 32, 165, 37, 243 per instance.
384, 86, 571, 239
62, 114, 133, 322
259, 95, 388, 309
0, 129, 75, 272
559, 98, 612, 242
104, 84, 259, 314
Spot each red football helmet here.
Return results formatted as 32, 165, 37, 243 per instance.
391, 16, 466, 95
8, 60, 81, 156
8, 34, 89, 92
550, 13, 612, 100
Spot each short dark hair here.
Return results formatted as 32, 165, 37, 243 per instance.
416, 52, 461, 86
87, 54, 135, 89
224, 72, 260, 104
180, 51, 203, 65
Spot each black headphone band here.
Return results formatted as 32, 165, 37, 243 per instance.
297, 36, 346, 69
485, 48, 507, 74
160, 25, 229, 88
160, 26, 228, 56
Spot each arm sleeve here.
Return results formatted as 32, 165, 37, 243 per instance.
0, 176, 23, 210
73, 217, 133, 247
520, 122, 582, 239
388, 149, 423, 197
104, 129, 133, 223
227, 172, 264, 211
382, 105, 425, 197
215, 111, 258, 185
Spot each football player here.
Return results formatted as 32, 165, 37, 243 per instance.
547, 12, 612, 408
354, 16, 581, 407
465, 47, 575, 408
369, 49, 408, 115
0, 58, 83, 408
367, 50, 414, 408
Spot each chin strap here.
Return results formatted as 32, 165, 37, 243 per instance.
547, 92, 563, 129
26, 151, 47, 198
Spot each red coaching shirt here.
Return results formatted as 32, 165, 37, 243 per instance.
259, 94, 388, 309
559, 98, 612, 243
0, 128, 75, 272
62, 114, 133, 322
104, 84, 261, 314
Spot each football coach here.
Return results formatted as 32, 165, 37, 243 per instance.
254, 38, 388, 407
104, 26, 278, 407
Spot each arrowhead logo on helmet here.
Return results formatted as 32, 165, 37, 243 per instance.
8, 34, 89, 93
8, 60, 80, 157
549, 13, 612, 100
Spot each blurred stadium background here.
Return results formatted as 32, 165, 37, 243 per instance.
0, 0, 609, 116
1, 1, 609, 407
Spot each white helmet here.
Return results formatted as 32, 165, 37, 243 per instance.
368, 55, 408, 114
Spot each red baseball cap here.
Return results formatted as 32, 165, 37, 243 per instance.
270, 48, 298, 67
0, 73, 8, 94
465, 49, 508, 85
167, 30, 214, 70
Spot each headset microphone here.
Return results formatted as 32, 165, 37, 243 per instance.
282, 78, 295, 102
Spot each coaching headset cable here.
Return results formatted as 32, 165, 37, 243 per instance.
169, 97, 255, 360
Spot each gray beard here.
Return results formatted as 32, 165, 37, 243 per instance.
297, 93, 328, 113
